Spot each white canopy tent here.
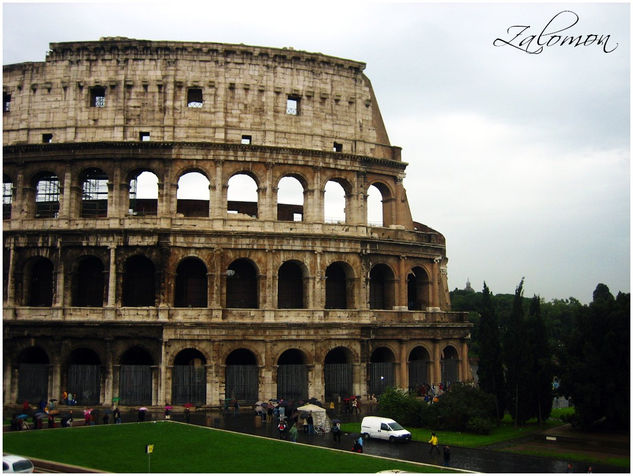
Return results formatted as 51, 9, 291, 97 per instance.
296, 403, 331, 432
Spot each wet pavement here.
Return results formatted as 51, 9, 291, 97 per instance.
188, 411, 626, 473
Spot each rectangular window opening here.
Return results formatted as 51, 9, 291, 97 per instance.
187, 88, 203, 108
241, 135, 252, 145
293, 213, 302, 222
286, 96, 300, 115
90, 86, 106, 107
140, 132, 151, 142
42, 133, 53, 143
3, 93, 11, 113
333, 142, 343, 152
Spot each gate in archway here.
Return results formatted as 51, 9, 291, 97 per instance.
324, 363, 353, 400
119, 365, 152, 405
277, 365, 307, 401
68, 365, 101, 404
368, 362, 394, 395
18, 364, 48, 403
225, 365, 258, 402
173, 366, 206, 404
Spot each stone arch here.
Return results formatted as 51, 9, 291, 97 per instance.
276, 174, 306, 222
324, 177, 352, 224
80, 167, 109, 218
174, 256, 208, 308
225, 348, 259, 403
369, 263, 396, 310
128, 169, 159, 216
368, 346, 396, 395
277, 260, 306, 309
71, 255, 105, 307
24, 256, 55, 307
33, 171, 60, 218
324, 346, 354, 401
325, 261, 355, 309
226, 258, 259, 308
177, 169, 210, 217
408, 345, 431, 393
122, 255, 156, 307
408, 265, 431, 310
366, 181, 394, 227
441, 345, 460, 385
172, 348, 207, 405
119, 345, 154, 405
66, 348, 102, 405
17, 346, 50, 404
277, 348, 308, 401
227, 172, 259, 218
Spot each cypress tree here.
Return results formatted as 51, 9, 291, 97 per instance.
504, 278, 529, 425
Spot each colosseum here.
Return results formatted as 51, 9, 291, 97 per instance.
3, 38, 472, 408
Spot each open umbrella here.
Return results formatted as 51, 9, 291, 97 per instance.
16, 414, 28, 420
332, 418, 341, 424
83, 409, 93, 416
183, 403, 194, 408
139, 407, 148, 411
164, 405, 173, 410
33, 411, 47, 419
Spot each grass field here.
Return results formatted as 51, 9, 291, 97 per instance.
2, 421, 456, 473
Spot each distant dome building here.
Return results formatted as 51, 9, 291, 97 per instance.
3, 38, 472, 408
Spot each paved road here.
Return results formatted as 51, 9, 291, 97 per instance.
194, 412, 626, 473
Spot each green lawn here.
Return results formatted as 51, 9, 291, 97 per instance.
3, 422, 456, 473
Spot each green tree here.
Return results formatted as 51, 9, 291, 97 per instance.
560, 284, 630, 429
476, 282, 505, 419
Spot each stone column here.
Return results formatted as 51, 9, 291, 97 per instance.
167, 183, 178, 217
208, 363, 219, 406
432, 259, 441, 308
460, 340, 470, 382
157, 344, 167, 406
432, 340, 442, 385
259, 164, 274, 221
103, 339, 113, 405
399, 342, 408, 390
6, 242, 15, 306
4, 358, 13, 403
107, 246, 117, 307
51, 361, 62, 404
59, 168, 73, 219
397, 256, 408, 309
212, 161, 224, 219
54, 255, 64, 307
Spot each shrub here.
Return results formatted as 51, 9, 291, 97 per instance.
465, 416, 495, 434
376, 387, 423, 426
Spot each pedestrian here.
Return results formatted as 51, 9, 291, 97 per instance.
443, 446, 451, 466
233, 399, 239, 415
302, 415, 308, 433
307, 412, 314, 435
428, 432, 440, 455
102, 413, 110, 425
278, 418, 288, 439
184, 407, 191, 423
47, 414, 56, 429
566, 463, 574, 473
357, 434, 363, 450
113, 407, 121, 424
332, 422, 342, 443
138, 408, 146, 422
289, 423, 298, 442
352, 437, 363, 453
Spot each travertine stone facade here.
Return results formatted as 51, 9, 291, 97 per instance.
3, 38, 471, 408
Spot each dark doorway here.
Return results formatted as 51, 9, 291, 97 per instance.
67, 348, 101, 405
278, 261, 304, 309
408, 346, 430, 393
122, 255, 155, 306
174, 258, 208, 307
27, 258, 54, 306
325, 262, 348, 309
17, 347, 49, 403
277, 349, 307, 401
324, 347, 353, 401
368, 347, 395, 395
226, 259, 258, 308
119, 346, 153, 405
441, 346, 459, 385
225, 349, 258, 402
172, 349, 206, 404
369, 264, 395, 310
407, 266, 430, 310
72, 256, 105, 307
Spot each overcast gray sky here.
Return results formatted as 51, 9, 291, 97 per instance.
3, 1, 630, 303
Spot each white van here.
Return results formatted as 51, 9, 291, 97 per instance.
360, 416, 411, 442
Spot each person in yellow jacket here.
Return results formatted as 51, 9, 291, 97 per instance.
428, 432, 440, 455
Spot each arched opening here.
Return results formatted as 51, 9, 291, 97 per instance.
172, 349, 206, 405
227, 173, 258, 218
17, 347, 49, 403
225, 349, 258, 403
26, 257, 54, 307
441, 346, 460, 385
34, 173, 60, 218
408, 346, 431, 393
71, 256, 105, 307
277, 176, 304, 222
81, 168, 108, 218
119, 346, 153, 405
324, 180, 346, 224
129, 170, 158, 216
174, 257, 208, 308
226, 259, 258, 308
407, 266, 431, 310
67, 348, 101, 405
325, 262, 353, 309
324, 347, 353, 401
177, 171, 210, 217
277, 261, 304, 309
367, 184, 383, 226
3, 174, 13, 219
369, 264, 395, 310
368, 347, 395, 396
277, 349, 307, 401
122, 255, 155, 307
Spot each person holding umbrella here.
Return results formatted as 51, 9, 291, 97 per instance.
332, 420, 342, 443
